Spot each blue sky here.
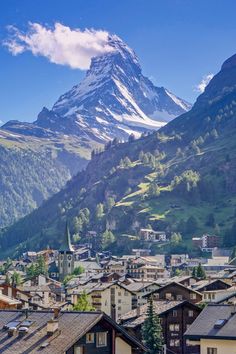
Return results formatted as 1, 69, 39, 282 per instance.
1, 0, 236, 123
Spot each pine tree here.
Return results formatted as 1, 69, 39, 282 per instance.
192, 267, 197, 278
36, 255, 47, 276
142, 297, 163, 354
96, 203, 104, 219
196, 263, 206, 279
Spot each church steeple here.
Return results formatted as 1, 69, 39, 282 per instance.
59, 221, 74, 252
58, 222, 75, 281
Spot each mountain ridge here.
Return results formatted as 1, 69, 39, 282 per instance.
4, 34, 191, 142
2, 52, 236, 257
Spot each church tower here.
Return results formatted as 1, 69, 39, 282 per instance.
58, 222, 75, 281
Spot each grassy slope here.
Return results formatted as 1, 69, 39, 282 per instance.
2, 62, 236, 256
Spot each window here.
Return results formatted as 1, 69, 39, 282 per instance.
186, 339, 191, 346
86, 333, 94, 343
173, 310, 178, 317
74, 346, 83, 354
118, 299, 121, 304
177, 294, 183, 300
170, 339, 180, 347
118, 292, 122, 296
190, 293, 196, 300
96, 332, 107, 347
188, 310, 194, 317
169, 324, 179, 331
166, 293, 172, 300
207, 348, 217, 354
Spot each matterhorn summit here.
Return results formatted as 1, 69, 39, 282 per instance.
34, 34, 191, 141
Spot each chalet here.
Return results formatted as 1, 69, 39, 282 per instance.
192, 279, 231, 292
103, 260, 126, 274
74, 247, 91, 261
191, 279, 236, 304
124, 281, 160, 306
119, 300, 201, 354
127, 257, 167, 280
185, 304, 236, 354
169, 276, 197, 288
0, 309, 146, 353
69, 281, 134, 320
143, 282, 202, 304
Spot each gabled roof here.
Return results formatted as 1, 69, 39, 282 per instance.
71, 281, 135, 295
0, 310, 146, 353
191, 279, 232, 292
125, 281, 159, 292
120, 300, 201, 328
143, 281, 202, 298
216, 292, 236, 304
185, 304, 236, 340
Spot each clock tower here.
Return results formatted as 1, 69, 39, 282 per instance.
58, 222, 75, 281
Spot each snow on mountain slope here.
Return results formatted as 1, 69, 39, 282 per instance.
35, 34, 191, 142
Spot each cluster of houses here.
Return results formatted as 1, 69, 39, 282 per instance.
0, 227, 236, 353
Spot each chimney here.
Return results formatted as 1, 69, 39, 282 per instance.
47, 309, 60, 336
8, 327, 16, 338
18, 326, 29, 338
53, 307, 60, 319
136, 306, 141, 317
47, 319, 59, 336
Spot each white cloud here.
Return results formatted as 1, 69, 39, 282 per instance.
4, 22, 114, 69
196, 73, 214, 93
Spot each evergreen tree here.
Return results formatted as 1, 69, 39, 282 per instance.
196, 263, 206, 279
36, 255, 47, 276
205, 213, 216, 228
186, 216, 199, 234
119, 159, 124, 168
128, 133, 135, 142
102, 230, 115, 249
139, 150, 144, 161
142, 297, 163, 354
123, 156, 132, 168
96, 203, 104, 219
148, 182, 160, 198
192, 267, 197, 278
106, 197, 115, 211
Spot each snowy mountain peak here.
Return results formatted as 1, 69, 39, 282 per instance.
107, 34, 140, 66
36, 35, 192, 142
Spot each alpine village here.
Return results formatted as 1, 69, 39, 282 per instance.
1, 2, 236, 354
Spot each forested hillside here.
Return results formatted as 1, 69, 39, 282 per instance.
2, 54, 236, 257
0, 130, 92, 227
